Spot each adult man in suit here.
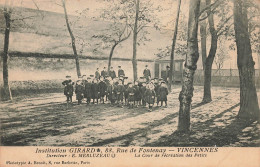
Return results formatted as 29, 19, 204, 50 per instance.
95, 68, 101, 80
143, 65, 151, 82
101, 67, 108, 78
109, 67, 116, 79
118, 66, 125, 77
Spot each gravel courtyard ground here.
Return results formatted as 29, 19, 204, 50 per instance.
0, 86, 259, 147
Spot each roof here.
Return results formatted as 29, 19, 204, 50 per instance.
155, 55, 185, 62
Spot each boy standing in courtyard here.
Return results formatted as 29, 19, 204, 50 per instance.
84, 77, 92, 104
75, 80, 85, 105
145, 82, 156, 111
98, 76, 107, 104
91, 78, 99, 104
116, 79, 125, 106
64, 79, 74, 103
127, 82, 135, 108
158, 81, 168, 107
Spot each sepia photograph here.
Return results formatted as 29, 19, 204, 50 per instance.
0, 0, 259, 150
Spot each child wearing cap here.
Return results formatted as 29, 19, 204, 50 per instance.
116, 79, 125, 106
109, 67, 116, 79
107, 79, 116, 105
95, 68, 101, 80
158, 81, 169, 107
91, 78, 99, 104
101, 67, 108, 78
126, 82, 135, 108
84, 77, 92, 104
75, 80, 84, 105
145, 82, 156, 111
64, 79, 74, 103
134, 81, 142, 107
98, 76, 107, 104
62, 75, 72, 86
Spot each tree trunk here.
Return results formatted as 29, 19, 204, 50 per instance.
2, 7, 12, 101
62, 0, 81, 78
169, 0, 181, 91
258, 50, 260, 87
202, 0, 218, 103
233, 0, 259, 121
200, 0, 207, 71
108, 42, 117, 71
178, 0, 200, 132
132, 0, 139, 81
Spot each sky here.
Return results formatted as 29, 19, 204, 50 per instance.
0, 0, 106, 16
0, 0, 190, 30
0, 0, 259, 69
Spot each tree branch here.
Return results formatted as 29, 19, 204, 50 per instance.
119, 31, 131, 43
118, 15, 128, 40
32, 0, 40, 10
216, 15, 233, 33
137, 23, 149, 33
199, 15, 209, 22
54, 2, 63, 7
217, 22, 234, 37
199, 0, 221, 16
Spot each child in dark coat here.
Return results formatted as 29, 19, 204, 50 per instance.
64, 80, 74, 103
134, 81, 142, 107
154, 80, 160, 106
158, 81, 169, 107
75, 80, 84, 105
127, 82, 135, 108
98, 76, 107, 104
140, 82, 147, 107
145, 82, 156, 111
104, 76, 111, 101
116, 79, 125, 106
84, 77, 92, 104
91, 78, 99, 104
107, 80, 117, 104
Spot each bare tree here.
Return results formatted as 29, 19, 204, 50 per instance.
92, 2, 132, 71
61, 0, 81, 77
200, 0, 207, 71
92, 19, 131, 70
233, 0, 259, 121
2, 0, 13, 101
202, 0, 233, 103
1, 0, 40, 101
178, 0, 201, 132
168, 0, 182, 90
112, 0, 162, 81
132, 0, 140, 81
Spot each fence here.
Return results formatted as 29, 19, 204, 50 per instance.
194, 69, 260, 88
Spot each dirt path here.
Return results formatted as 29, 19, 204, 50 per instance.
0, 86, 259, 146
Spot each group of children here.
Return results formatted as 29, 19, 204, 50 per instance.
62, 66, 168, 111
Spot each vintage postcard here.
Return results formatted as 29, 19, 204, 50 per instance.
0, 0, 259, 166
